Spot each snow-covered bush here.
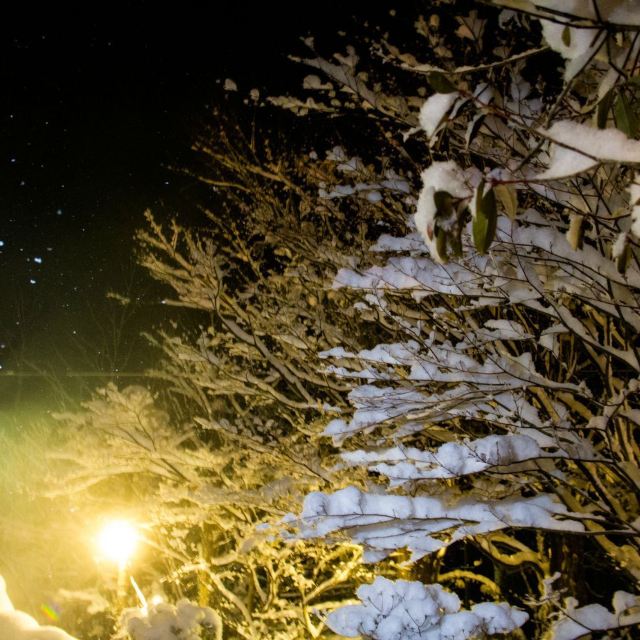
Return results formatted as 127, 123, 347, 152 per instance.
269, 1, 640, 638
24, 1, 640, 638
326, 576, 527, 640
126, 1, 640, 636
121, 599, 219, 640
45, 383, 370, 639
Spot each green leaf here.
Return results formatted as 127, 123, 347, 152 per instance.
561, 26, 571, 47
597, 89, 614, 130
494, 184, 518, 219
434, 191, 454, 218
472, 183, 497, 254
614, 93, 639, 138
465, 113, 486, 149
427, 72, 457, 94
617, 244, 631, 275
449, 228, 463, 258
435, 227, 449, 262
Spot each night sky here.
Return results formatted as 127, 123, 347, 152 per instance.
0, 3, 381, 392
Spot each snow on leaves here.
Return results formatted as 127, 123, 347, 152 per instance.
334, 211, 640, 370
292, 486, 585, 563
536, 121, 640, 180
284, 4, 640, 638
340, 433, 597, 487
319, 333, 588, 446
325, 576, 528, 640
629, 174, 640, 238
413, 162, 476, 263
318, 146, 410, 203
122, 599, 219, 640
549, 591, 640, 640
418, 92, 460, 139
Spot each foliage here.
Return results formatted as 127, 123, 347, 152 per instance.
41, 379, 371, 639
14, 1, 640, 639
273, 1, 640, 638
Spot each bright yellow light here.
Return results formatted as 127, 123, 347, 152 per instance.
98, 520, 138, 566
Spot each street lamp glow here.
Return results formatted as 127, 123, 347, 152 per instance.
98, 519, 138, 567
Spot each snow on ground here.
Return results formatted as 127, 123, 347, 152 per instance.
0, 575, 78, 640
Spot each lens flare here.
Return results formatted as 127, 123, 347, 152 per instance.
40, 602, 61, 622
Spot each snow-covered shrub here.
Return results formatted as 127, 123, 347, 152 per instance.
128, 2, 640, 636
45, 383, 371, 639
121, 599, 219, 640
271, 1, 640, 638
27, 2, 640, 638
39, 100, 403, 637
548, 590, 640, 640
326, 576, 527, 640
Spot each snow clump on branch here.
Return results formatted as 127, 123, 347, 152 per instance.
325, 576, 528, 640
413, 161, 477, 263
122, 598, 219, 640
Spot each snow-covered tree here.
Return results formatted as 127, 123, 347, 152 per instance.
269, 1, 640, 638
30, 92, 411, 637
40, 380, 372, 639
18, 1, 640, 638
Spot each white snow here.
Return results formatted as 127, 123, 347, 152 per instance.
319, 176, 410, 201
612, 232, 628, 260
320, 331, 587, 445
336, 204, 640, 341
549, 591, 640, 640
294, 487, 585, 562
534, 0, 610, 82
122, 599, 219, 640
456, 319, 533, 347
0, 576, 78, 640
536, 121, 640, 180
341, 433, 565, 486
535, 0, 640, 26
326, 576, 527, 639
414, 162, 474, 261
629, 175, 640, 238
609, 2, 640, 26
539, 19, 599, 62
418, 92, 460, 139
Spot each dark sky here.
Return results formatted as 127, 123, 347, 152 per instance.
0, 3, 383, 381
